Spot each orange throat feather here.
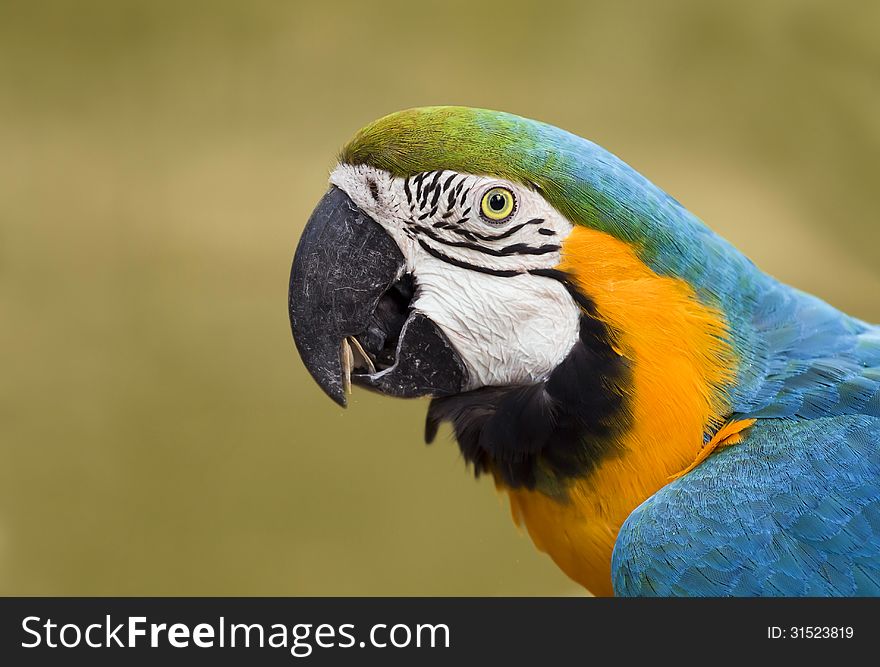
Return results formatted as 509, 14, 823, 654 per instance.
500, 226, 738, 596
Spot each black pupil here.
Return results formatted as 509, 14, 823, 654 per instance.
489, 193, 506, 212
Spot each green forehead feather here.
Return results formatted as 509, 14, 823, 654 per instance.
340, 106, 546, 184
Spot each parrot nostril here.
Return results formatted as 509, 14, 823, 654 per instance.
353, 273, 416, 374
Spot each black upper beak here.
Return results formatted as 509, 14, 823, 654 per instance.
289, 186, 467, 406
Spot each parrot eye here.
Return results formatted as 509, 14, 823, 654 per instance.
479, 186, 517, 224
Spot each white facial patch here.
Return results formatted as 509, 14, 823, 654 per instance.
329, 164, 581, 389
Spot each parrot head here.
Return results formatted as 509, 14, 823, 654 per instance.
289, 106, 743, 494
288, 107, 880, 596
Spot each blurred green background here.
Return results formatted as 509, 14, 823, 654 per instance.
1, 0, 878, 595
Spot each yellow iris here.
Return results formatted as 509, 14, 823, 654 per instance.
479, 187, 516, 223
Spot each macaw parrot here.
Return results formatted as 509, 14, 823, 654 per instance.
288, 106, 880, 596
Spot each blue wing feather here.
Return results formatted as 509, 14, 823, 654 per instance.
612, 415, 880, 596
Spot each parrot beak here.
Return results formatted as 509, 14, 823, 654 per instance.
289, 186, 467, 406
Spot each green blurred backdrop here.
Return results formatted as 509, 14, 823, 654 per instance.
1, 0, 878, 595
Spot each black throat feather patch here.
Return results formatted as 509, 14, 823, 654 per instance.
424, 270, 632, 496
